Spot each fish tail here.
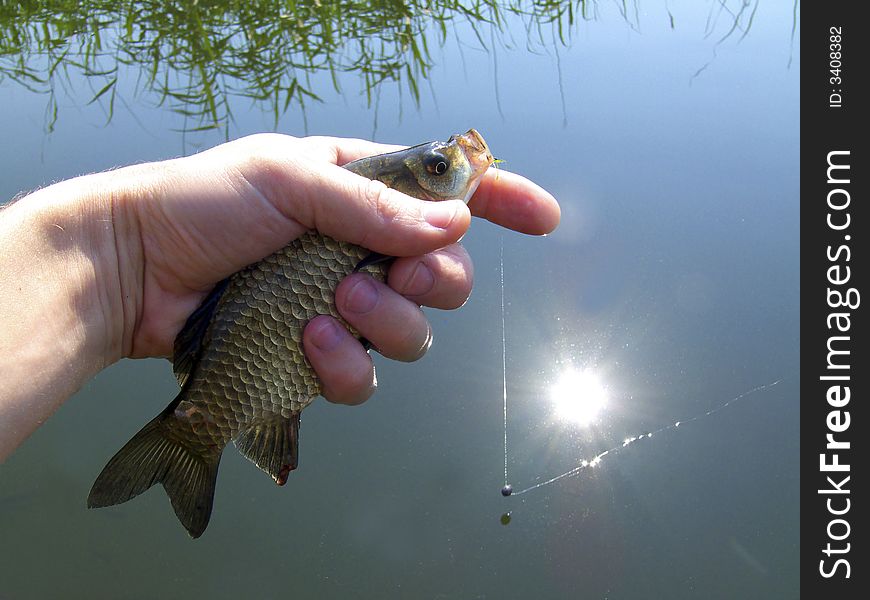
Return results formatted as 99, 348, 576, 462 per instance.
87, 411, 222, 539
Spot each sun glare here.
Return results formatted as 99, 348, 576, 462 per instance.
550, 368, 608, 425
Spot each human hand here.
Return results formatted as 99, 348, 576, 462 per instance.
0, 132, 558, 459
104, 133, 558, 406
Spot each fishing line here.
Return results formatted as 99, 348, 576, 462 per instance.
500, 236, 509, 490
502, 378, 782, 497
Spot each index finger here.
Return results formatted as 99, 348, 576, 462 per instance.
468, 169, 561, 236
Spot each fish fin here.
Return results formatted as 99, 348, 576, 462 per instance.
233, 413, 300, 486
173, 278, 231, 387
88, 411, 222, 539
353, 252, 394, 273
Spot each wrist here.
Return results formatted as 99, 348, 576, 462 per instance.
0, 170, 142, 458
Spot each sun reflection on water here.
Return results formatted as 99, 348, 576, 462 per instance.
549, 368, 609, 426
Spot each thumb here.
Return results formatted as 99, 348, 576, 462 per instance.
245, 158, 472, 257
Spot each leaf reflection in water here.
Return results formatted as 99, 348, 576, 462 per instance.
0, 1, 776, 135
0, 0, 591, 134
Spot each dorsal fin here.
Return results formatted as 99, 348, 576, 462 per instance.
173, 278, 230, 387
233, 413, 300, 486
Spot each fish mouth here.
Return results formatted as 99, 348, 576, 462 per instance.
454, 128, 494, 174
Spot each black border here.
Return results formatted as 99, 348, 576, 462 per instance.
802, 4, 864, 596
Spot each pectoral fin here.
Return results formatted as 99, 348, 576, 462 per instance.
354, 252, 394, 273
233, 413, 300, 486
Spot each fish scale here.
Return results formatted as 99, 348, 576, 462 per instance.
188, 233, 385, 430
88, 129, 494, 537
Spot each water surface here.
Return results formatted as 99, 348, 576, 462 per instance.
1, 2, 799, 598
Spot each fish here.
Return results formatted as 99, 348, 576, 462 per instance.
88, 129, 494, 538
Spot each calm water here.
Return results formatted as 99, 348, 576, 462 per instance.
1, 2, 799, 598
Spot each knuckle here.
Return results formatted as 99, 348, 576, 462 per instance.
364, 180, 401, 227
357, 180, 399, 248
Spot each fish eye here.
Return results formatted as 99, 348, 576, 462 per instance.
424, 152, 450, 176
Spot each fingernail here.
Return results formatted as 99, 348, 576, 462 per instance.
423, 201, 459, 229
345, 276, 379, 314
400, 261, 435, 296
311, 317, 343, 351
